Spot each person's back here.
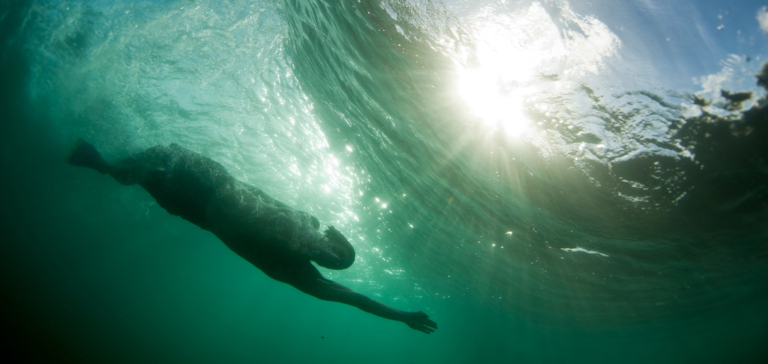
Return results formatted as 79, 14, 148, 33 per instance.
65, 139, 437, 333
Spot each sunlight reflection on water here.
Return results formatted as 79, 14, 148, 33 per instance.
453, 2, 621, 138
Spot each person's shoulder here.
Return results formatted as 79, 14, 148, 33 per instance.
168, 143, 189, 153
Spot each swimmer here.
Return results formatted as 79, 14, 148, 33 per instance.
65, 139, 437, 333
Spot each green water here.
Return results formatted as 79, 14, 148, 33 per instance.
1, 0, 767, 363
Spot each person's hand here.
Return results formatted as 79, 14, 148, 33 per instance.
403, 311, 437, 334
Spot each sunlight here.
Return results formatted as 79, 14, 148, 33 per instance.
457, 65, 532, 138
455, 5, 558, 138
455, 2, 622, 139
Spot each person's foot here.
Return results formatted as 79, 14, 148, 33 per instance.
64, 138, 109, 174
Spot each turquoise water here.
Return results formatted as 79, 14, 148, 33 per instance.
1, 0, 767, 362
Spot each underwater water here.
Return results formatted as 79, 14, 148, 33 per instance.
1, 0, 767, 362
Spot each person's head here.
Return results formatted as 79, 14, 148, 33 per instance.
311, 226, 355, 270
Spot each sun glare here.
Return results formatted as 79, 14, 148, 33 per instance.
454, 2, 622, 140
457, 66, 532, 138
455, 17, 547, 138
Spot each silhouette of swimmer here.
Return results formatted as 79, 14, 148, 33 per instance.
65, 139, 437, 333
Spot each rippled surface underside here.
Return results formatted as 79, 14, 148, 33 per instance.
1, 0, 767, 363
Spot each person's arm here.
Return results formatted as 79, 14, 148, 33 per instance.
291, 275, 437, 334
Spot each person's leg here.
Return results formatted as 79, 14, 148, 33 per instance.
107, 145, 172, 186
65, 139, 169, 186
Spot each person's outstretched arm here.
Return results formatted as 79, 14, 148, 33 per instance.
291, 274, 437, 334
